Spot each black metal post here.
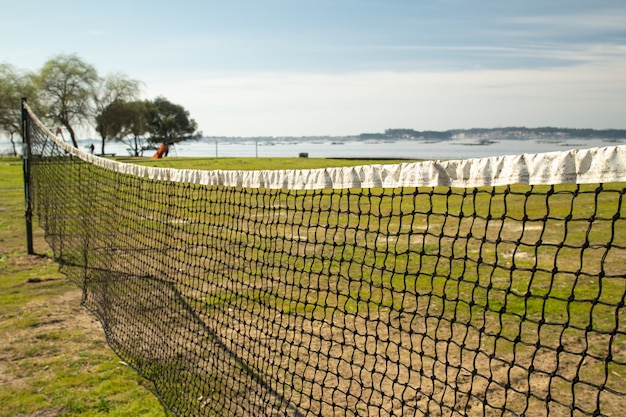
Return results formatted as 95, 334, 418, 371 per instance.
21, 97, 34, 255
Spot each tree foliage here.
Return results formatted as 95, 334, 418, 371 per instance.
0, 64, 38, 155
93, 73, 141, 154
99, 100, 151, 157
147, 96, 201, 145
0, 54, 202, 156
36, 54, 99, 147
98, 97, 200, 156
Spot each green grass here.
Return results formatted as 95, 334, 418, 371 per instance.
55, 158, 626, 328
0, 155, 417, 416
117, 156, 415, 171
6, 153, 626, 416
0, 157, 169, 417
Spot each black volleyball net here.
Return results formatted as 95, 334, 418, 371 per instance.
23, 103, 626, 416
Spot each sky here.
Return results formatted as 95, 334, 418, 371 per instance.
2, 0, 625, 137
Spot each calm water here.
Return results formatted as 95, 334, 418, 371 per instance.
170, 138, 625, 160
2, 137, 624, 160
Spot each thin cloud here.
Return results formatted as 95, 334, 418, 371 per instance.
3, 0, 625, 136
145, 55, 626, 136
505, 11, 626, 33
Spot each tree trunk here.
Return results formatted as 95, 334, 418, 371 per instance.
65, 123, 79, 148
134, 136, 139, 157
9, 132, 18, 156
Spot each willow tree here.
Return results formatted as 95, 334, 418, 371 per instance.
0, 64, 38, 155
36, 54, 98, 148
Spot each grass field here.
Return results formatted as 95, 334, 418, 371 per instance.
0, 156, 411, 416
0, 157, 173, 416
3, 153, 626, 416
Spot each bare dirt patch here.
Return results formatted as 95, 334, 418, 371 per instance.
16, 409, 65, 417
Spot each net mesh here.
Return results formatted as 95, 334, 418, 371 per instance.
23, 104, 626, 416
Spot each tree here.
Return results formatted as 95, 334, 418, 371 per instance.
0, 64, 38, 155
93, 73, 141, 154
99, 100, 151, 157
36, 54, 98, 148
123, 101, 152, 156
147, 96, 201, 147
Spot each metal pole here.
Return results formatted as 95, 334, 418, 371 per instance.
21, 98, 34, 255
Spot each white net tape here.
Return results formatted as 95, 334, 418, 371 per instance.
25, 103, 626, 189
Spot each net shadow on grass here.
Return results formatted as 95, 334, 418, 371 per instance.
80, 264, 303, 417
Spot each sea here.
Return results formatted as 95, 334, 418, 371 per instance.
2, 137, 625, 161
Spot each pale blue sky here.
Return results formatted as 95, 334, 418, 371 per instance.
2, 0, 625, 136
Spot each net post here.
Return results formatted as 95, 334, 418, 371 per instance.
21, 97, 34, 255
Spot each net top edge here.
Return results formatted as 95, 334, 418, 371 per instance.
25, 103, 626, 189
